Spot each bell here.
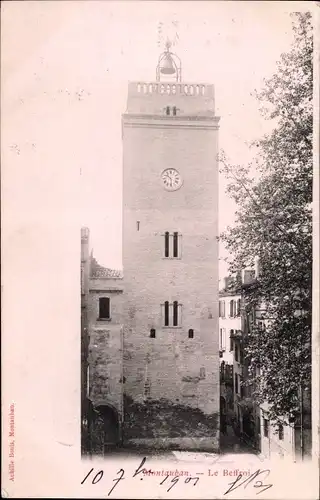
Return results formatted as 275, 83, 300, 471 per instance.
160, 53, 176, 75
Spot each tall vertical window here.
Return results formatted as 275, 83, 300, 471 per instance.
163, 232, 181, 258
162, 301, 182, 327
229, 300, 234, 317
263, 418, 269, 438
164, 301, 169, 326
235, 373, 239, 394
230, 331, 234, 351
219, 300, 226, 317
188, 328, 194, 338
164, 232, 169, 258
173, 301, 178, 326
219, 328, 226, 351
237, 298, 241, 316
173, 232, 178, 258
99, 297, 110, 319
278, 423, 284, 440
235, 343, 239, 362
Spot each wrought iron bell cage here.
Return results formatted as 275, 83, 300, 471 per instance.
156, 42, 182, 82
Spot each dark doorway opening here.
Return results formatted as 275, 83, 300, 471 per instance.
90, 404, 120, 455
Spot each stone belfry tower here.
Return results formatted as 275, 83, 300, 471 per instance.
122, 41, 220, 450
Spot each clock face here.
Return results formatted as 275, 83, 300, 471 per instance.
161, 168, 183, 191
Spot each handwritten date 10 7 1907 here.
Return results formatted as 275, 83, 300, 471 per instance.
81, 457, 273, 496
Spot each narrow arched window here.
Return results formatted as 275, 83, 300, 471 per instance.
164, 301, 169, 326
166, 106, 170, 115
173, 301, 178, 326
150, 328, 156, 338
173, 232, 178, 258
173, 106, 177, 116
164, 232, 169, 257
188, 328, 194, 338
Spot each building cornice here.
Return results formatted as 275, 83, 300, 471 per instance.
122, 114, 220, 130
89, 287, 123, 293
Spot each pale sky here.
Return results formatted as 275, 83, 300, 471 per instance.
3, 1, 305, 279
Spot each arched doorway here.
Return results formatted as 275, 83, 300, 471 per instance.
90, 404, 120, 455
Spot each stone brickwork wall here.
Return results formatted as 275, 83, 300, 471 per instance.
88, 327, 122, 411
123, 395, 219, 451
121, 81, 220, 448
87, 279, 123, 419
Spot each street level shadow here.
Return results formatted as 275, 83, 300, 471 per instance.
220, 425, 258, 455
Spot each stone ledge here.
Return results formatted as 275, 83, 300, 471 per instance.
123, 437, 219, 452
122, 116, 220, 130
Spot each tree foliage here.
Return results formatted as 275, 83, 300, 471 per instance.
220, 12, 313, 423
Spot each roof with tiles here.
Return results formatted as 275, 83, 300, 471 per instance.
90, 257, 123, 279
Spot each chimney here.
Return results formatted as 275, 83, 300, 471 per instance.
81, 227, 90, 262
81, 227, 90, 239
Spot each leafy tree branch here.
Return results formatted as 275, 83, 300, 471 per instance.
220, 12, 312, 424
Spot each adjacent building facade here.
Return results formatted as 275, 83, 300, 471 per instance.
81, 229, 124, 455
218, 277, 241, 433
219, 268, 312, 461
241, 272, 311, 461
